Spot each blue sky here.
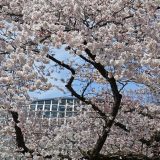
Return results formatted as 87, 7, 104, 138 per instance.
29, 81, 144, 99
28, 47, 145, 100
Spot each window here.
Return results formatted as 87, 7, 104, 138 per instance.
38, 101, 44, 104
52, 99, 58, 104
30, 104, 36, 111
44, 105, 50, 111
66, 112, 72, 117
59, 105, 65, 112
37, 104, 43, 110
66, 106, 72, 112
43, 111, 51, 118
52, 105, 58, 111
45, 100, 51, 104
27, 98, 85, 122
59, 99, 66, 105
58, 112, 65, 118
31, 102, 36, 105
74, 99, 80, 105
67, 99, 74, 105
51, 111, 57, 118
74, 105, 79, 111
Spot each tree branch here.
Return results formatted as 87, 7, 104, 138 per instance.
47, 54, 107, 119
114, 122, 130, 132
79, 54, 95, 65
47, 47, 122, 159
10, 111, 30, 154
81, 80, 92, 97
66, 75, 106, 119
47, 54, 75, 74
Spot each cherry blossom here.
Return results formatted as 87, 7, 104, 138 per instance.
0, 0, 160, 159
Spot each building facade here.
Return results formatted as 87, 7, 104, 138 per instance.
27, 97, 84, 125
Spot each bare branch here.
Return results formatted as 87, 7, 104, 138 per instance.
46, 54, 107, 119
79, 54, 95, 65
81, 80, 92, 98
66, 75, 106, 119
10, 111, 31, 154
118, 81, 128, 92
114, 122, 130, 132
47, 54, 75, 74
46, 44, 122, 159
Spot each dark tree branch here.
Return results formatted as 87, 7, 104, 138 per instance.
6, 13, 23, 17
47, 54, 75, 74
47, 54, 107, 119
108, 77, 122, 117
84, 48, 96, 61
66, 75, 106, 119
81, 81, 92, 97
79, 54, 95, 65
94, 20, 123, 28
10, 111, 19, 123
118, 81, 128, 92
114, 122, 130, 132
10, 111, 30, 154
84, 47, 109, 79
84, 45, 122, 116
0, 51, 10, 54
66, 66, 122, 159
80, 48, 122, 159
6, 13, 24, 23
47, 46, 122, 159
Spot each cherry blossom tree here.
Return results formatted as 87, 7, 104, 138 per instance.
0, 0, 160, 159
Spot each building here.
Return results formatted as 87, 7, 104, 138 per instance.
27, 97, 85, 125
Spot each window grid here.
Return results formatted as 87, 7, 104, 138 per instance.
27, 98, 82, 125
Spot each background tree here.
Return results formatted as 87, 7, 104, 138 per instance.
0, 0, 160, 159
